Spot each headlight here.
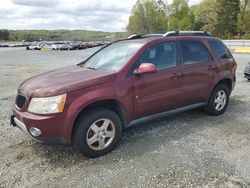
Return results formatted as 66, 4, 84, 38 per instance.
28, 94, 66, 114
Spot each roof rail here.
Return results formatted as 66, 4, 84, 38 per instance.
163, 31, 213, 37
127, 34, 141, 39
127, 31, 213, 40
127, 33, 163, 40
141, 34, 163, 38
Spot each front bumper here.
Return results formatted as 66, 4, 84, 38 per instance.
11, 115, 35, 138
11, 108, 70, 145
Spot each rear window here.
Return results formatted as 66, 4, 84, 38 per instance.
181, 41, 210, 65
209, 40, 233, 60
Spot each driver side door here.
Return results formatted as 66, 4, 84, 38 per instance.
133, 41, 183, 119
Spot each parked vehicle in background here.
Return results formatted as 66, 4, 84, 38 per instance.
79, 42, 90, 49
97, 41, 105, 46
26, 42, 39, 50
11, 31, 237, 158
0, 42, 29, 47
23, 41, 108, 50
58, 44, 74, 50
27, 42, 47, 50
41, 43, 65, 50
244, 62, 250, 80
89, 41, 99, 47
41, 44, 54, 51
69, 42, 81, 50
0, 43, 9, 47
51, 43, 64, 50
1, 41, 107, 49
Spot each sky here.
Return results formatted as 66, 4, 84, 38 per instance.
0, 0, 201, 32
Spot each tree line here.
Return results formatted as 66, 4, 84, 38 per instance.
0, 30, 124, 42
127, 0, 250, 39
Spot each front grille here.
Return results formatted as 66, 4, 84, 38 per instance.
15, 95, 26, 109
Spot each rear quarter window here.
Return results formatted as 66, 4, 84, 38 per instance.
209, 40, 233, 60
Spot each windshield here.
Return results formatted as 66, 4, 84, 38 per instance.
84, 42, 143, 71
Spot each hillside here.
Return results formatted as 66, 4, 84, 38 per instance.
0, 29, 126, 41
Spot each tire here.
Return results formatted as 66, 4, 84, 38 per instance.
73, 108, 122, 158
203, 84, 230, 116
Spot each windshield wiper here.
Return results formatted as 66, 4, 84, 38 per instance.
78, 64, 97, 70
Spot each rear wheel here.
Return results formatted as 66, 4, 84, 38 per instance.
203, 84, 230, 116
73, 108, 122, 158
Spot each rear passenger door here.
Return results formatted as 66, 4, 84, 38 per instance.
180, 40, 213, 105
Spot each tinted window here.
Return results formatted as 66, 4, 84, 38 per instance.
209, 40, 233, 60
181, 41, 210, 65
136, 42, 177, 69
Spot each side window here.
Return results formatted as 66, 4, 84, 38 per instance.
181, 41, 210, 65
136, 42, 177, 69
209, 40, 233, 60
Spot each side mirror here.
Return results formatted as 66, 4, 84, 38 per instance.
134, 63, 157, 75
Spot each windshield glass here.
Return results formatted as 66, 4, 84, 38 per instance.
84, 42, 143, 71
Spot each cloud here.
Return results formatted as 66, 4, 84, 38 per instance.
0, 0, 201, 32
76, 3, 128, 13
0, 0, 134, 31
11, 0, 58, 8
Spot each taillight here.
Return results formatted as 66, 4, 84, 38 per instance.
232, 61, 237, 72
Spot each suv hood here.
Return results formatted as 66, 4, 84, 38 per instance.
18, 65, 116, 97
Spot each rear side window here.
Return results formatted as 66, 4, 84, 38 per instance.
181, 41, 210, 65
209, 40, 233, 60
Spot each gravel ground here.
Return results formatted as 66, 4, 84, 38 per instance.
0, 48, 250, 188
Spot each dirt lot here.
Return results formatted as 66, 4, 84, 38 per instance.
0, 48, 250, 188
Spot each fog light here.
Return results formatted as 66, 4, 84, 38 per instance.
29, 127, 41, 137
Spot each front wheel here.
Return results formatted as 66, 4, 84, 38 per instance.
203, 84, 230, 116
73, 108, 122, 158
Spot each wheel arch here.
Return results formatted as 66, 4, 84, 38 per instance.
215, 78, 232, 94
71, 99, 127, 140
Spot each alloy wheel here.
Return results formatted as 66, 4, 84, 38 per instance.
214, 90, 227, 111
86, 118, 115, 151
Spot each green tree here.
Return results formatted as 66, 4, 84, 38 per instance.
238, 0, 250, 37
216, 0, 240, 38
127, 0, 168, 34
167, 0, 195, 31
191, 0, 219, 33
6, 30, 123, 41
0, 30, 10, 40
154, 0, 167, 13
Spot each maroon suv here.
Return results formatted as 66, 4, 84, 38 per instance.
11, 31, 237, 158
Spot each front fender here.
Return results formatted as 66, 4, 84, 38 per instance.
61, 84, 120, 140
